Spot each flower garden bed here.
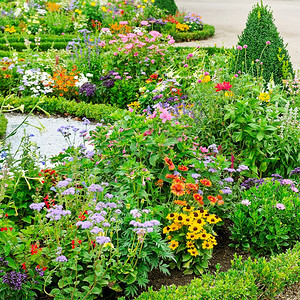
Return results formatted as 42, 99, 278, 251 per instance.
1, 0, 300, 299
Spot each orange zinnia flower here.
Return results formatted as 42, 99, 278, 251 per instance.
193, 193, 204, 205
166, 174, 178, 179
174, 200, 187, 206
171, 182, 185, 197
200, 179, 212, 187
178, 165, 188, 171
216, 195, 223, 200
164, 157, 175, 170
155, 179, 163, 187
207, 196, 217, 204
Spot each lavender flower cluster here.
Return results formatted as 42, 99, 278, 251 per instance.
147, 18, 167, 25
2, 271, 28, 290
183, 13, 203, 25
100, 70, 122, 88
79, 82, 97, 97
46, 205, 71, 220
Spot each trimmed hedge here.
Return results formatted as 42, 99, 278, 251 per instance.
0, 34, 76, 44
0, 96, 128, 124
172, 24, 215, 42
0, 114, 8, 138
133, 242, 300, 300
0, 42, 69, 52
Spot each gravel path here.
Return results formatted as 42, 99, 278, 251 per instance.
3, 113, 97, 161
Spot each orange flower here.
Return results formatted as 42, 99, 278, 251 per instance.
186, 183, 198, 193
166, 174, 178, 179
207, 196, 217, 204
174, 200, 187, 206
200, 179, 212, 187
193, 193, 204, 205
216, 195, 223, 200
217, 200, 224, 205
171, 182, 185, 197
155, 179, 163, 187
164, 157, 175, 170
4, 74, 11, 78
178, 165, 188, 171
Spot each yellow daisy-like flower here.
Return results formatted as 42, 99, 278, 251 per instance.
188, 223, 203, 233
101, 6, 107, 12
166, 235, 172, 240
190, 210, 202, 219
225, 91, 234, 97
170, 223, 182, 231
169, 240, 179, 250
183, 205, 194, 212
186, 241, 194, 248
166, 213, 177, 220
187, 247, 199, 256
194, 217, 206, 226
186, 232, 198, 240
202, 241, 214, 249
182, 216, 193, 225
175, 214, 185, 223
199, 232, 209, 240
91, 1, 96, 6
163, 226, 171, 234
206, 215, 221, 224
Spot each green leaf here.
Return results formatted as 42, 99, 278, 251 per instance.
257, 131, 264, 141
149, 154, 159, 166
163, 138, 178, 146
22, 216, 32, 223
6, 257, 17, 269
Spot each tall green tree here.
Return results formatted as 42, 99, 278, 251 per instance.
235, 1, 294, 84
154, 0, 178, 16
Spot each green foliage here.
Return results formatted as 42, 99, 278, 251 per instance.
134, 242, 300, 300
235, 2, 294, 84
230, 180, 300, 255
0, 114, 7, 138
171, 24, 215, 42
154, 0, 178, 15
0, 96, 127, 124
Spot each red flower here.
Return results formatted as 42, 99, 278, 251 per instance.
208, 196, 217, 204
178, 165, 188, 171
31, 244, 42, 255
200, 179, 212, 187
22, 263, 27, 271
193, 193, 204, 205
215, 81, 232, 92
166, 174, 178, 179
164, 157, 175, 170
150, 74, 158, 79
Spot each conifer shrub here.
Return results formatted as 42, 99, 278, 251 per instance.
234, 1, 294, 85
154, 0, 178, 15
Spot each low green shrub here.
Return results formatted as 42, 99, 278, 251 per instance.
172, 24, 215, 42
230, 179, 300, 255
154, 0, 178, 15
0, 114, 8, 138
0, 42, 69, 52
133, 242, 300, 300
0, 96, 127, 124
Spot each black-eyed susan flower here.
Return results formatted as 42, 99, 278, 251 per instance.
163, 226, 171, 234
202, 241, 214, 249
188, 247, 199, 256
188, 223, 202, 233
206, 215, 221, 224
186, 241, 194, 248
183, 205, 194, 212
169, 240, 179, 250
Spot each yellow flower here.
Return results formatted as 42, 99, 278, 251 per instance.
200, 74, 211, 83
166, 213, 177, 220
258, 92, 270, 102
166, 235, 172, 240
188, 223, 203, 233
91, 2, 96, 6
101, 6, 107, 12
182, 216, 193, 225
163, 226, 171, 234
175, 214, 185, 223
183, 205, 194, 212
225, 91, 234, 97
187, 247, 199, 256
186, 241, 194, 248
186, 232, 198, 240
169, 240, 179, 250
202, 241, 214, 249
206, 215, 221, 224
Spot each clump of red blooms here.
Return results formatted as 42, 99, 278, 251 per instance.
39, 168, 59, 185
43, 194, 55, 209
78, 211, 88, 221
71, 239, 82, 249
0, 227, 13, 231
215, 81, 232, 92
31, 244, 42, 255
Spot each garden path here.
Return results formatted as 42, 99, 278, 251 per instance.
176, 0, 300, 71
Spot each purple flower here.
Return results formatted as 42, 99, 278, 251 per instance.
76, 221, 93, 229
2, 271, 28, 290
90, 213, 105, 223
62, 187, 76, 195
241, 199, 251, 206
224, 167, 236, 172
90, 226, 103, 234
95, 236, 111, 244
221, 187, 232, 194
88, 184, 104, 192
290, 167, 300, 176
237, 165, 249, 172
105, 193, 114, 199
56, 178, 72, 188
271, 174, 283, 179
130, 209, 142, 218
192, 173, 201, 179
275, 203, 285, 210
79, 83, 97, 97
291, 186, 299, 193
282, 179, 294, 185
209, 168, 217, 173
46, 206, 71, 220
106, 202, 117, 209
102, 222, 110, 227
56, 255, 68, 262
29, 202, 45, 212
224, 177, 234, 183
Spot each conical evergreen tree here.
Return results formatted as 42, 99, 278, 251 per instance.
154, 0, 178, 16
235, 1, 294, 84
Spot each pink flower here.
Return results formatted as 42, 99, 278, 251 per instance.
119, 21, 128, 25
168, 39, 175, 45
143, 129, 153, 136
147, 111, 156, 119
113, 52, 118, 56
101, 28, 110, 32
137, 31, 144, 36
200, 146, 208, 153
134, 52, 138, 56
141, 21, 149, 26
183, 64, 188, 68
266, 41, 271, 45
98, 41, 106, 47
237, 45, 242, 50
128, 107, 134, 112
243, 45, 248, 49
151, 59, 155, 64
149, 31, 162, 38
159, 108, 172, 123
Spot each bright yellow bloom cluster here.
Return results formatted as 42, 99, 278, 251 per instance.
4, 25, 16, 34
176, 23, 189, 32
46, 2, 61, 12
164, 207, 221, 255
200, 74, 211, 83
258, 92, 270, 102
75, 8, 82, 14
128, 101, 141, 109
